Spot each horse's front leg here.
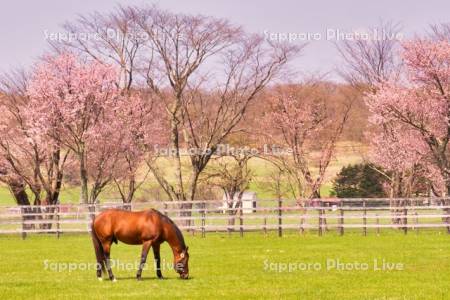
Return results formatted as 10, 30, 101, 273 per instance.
152, 243, 163, 279
136, 240, 152, 281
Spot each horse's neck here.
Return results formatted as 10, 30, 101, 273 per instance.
164, 222, 184, 255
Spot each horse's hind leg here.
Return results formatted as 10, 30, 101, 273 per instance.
136, 240, 152, 281
152, 243, 163, 279
95, 256, 106, 280
102, 242, 116, 282
91, 231, 105, 280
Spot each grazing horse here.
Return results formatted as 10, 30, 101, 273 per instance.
91, 208, 189, 281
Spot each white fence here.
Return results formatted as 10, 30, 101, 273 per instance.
1, 198, 450, 238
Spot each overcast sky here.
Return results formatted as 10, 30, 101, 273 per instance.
0, 0, 449, 80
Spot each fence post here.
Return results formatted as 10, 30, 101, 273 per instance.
299, 207, 305, 235
239, 205, 244, 238
191, 207, 196, 235
21, 206, 27, 240
376, 214, 380, 236
403, 206, 408, 235
318, 201, 323, 236
91, 203, 95, 222
414, 212, 419, 234
339, 203, 344, 236
56, 205, 60, 239
227, 205, 232, 237
363, 200, 367, 236
191, 205, 196, 236
278, 198, 283, 237
446, 199, 450, 234
263, 216, 267, 236
302, 206, 308, 234
201, 202, 206, 238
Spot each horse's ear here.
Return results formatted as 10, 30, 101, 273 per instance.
186, 246, 189, 252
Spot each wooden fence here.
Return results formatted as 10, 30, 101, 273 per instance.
1, 198, 450, 239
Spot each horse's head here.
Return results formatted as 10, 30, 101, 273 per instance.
175, 246, 189, 279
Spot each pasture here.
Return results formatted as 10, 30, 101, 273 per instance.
0, 231, 449, 299
0, 145, 364, 206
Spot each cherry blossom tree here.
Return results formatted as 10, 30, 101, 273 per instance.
26, 53, 165, 204
110, 91, 166, 204
0, 75, 39, 205
365, 38, 450, 229
262, 82, 352, 199
366, 122, 436, 196
366, 39, 450, 194
0, 70, 70, 206
26, 53, 125, 204
335, 21, 432, 200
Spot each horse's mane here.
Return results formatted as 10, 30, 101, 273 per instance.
153, 209, 187, 250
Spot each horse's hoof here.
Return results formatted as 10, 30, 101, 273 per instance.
158, 276, 164, 280
112, 278, 117, 283
97, 277, 103, 281
137, 277, 142, 281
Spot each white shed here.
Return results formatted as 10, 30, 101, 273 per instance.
220, 191, 257, 214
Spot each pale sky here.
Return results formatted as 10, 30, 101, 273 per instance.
0, 0, 449, 80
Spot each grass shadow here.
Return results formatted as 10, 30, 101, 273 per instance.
112, 276, 186, 281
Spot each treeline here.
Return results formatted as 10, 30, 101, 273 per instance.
0, 5, 449, 208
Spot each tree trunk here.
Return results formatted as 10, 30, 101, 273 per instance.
43, 151, 66, 231
49, 148, 65, 205
225, 191, 236, 230
310, 189, 321, 199
390, 171, 404, 225
50, 170, 64, 205
171, 115, 184, 200
126, 176, 136, 204
309, 187, 328, 231
9, 180, 31, 206
79, 152, 89, 204
8, 180, 34, 235
224, 190, 244, 231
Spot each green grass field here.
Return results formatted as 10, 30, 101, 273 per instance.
0, 231, 449, 299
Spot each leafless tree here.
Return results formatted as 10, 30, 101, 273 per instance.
335, 20, 402, 90
429, 23, 450, 41
335, 20, 408, 196
52, 5, 144, 90
52, 5, 300, 223
203, 150, 254, 227
128, 6, 300, 208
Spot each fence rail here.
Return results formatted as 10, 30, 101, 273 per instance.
1, 198, 450, 238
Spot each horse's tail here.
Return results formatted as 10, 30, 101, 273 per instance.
91, 218, 105, 273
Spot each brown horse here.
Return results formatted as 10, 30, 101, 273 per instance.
91, 208, 189, 281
